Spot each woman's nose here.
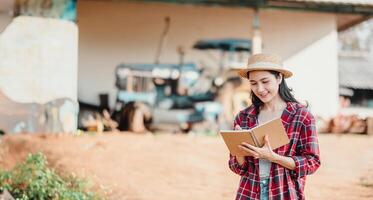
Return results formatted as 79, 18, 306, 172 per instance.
257, 84, 265, 93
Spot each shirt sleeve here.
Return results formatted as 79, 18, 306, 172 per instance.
228, 154, 249, 176
228, 112, 249, 176
291, 110, 321, 179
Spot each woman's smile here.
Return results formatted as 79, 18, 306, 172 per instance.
259, 92, 269, 98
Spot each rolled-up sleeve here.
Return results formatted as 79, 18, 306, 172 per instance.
229, 154, 249, 176
291, 111, 321, 178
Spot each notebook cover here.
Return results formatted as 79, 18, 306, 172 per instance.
251, 118, 290, 149
219, 118, 290, 156
220, 130, 256, 156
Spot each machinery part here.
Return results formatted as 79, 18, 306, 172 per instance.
179, 122, 192, 133
118, 101, 152, 133
154, 16, 171, 64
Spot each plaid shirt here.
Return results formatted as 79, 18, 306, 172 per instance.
229, 102, 321, 200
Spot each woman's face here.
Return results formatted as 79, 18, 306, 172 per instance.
248, 70, 282, 103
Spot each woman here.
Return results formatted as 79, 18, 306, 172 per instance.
228, 53, 320, 200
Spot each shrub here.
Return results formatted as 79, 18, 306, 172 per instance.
0, 152, 104, 200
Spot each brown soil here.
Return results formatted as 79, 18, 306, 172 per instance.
0, 133, 373, 200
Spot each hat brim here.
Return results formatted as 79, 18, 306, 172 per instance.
238, 67, 293, 79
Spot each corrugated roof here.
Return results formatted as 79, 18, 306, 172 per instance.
137, 0, 373, 14
281, 0, 373, 6
339, 55, 373, 90
267, 0, 373, 14
282, 0, 373, 6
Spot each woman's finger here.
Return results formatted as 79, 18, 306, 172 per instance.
238, 145, 259, 158
234, 125, 242, 130
264, 135, 272, 149
241, 142, 259, 151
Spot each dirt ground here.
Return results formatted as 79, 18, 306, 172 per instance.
1, 132, 373, 200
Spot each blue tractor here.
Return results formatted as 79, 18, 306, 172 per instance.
113, 38, 252, 133
114, 62, 222, 133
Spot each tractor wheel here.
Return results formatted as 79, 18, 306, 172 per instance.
179, 122, 192, 133
118, 102, 152, 133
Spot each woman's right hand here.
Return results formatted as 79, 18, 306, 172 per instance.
234, 125, 246, 166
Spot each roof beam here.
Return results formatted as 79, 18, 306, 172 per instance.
266, 0, 373, 15
124, 0, 373, 15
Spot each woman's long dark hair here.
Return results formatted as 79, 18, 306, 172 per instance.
248, 70, 301, 108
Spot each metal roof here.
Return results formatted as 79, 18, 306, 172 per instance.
129, 0, 373, 30
339, 54, 373, 90
266, 0, 373, 14
137, 0, 373, 14
276, 0, 373, 6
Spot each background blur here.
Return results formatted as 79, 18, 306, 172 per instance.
0, 0, 373, 199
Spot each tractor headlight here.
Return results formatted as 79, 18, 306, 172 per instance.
153, 68, 171, 78
214, 77, 224, 86
171, 69, 180, 80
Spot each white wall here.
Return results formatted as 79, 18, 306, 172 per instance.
0, 16, 78, 104
0, 16, 79, 133
77, 1, 338, 117
259, 9, 339, 118
286, 32, 339, 118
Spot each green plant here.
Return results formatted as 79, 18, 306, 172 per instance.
0, 152, 104, 200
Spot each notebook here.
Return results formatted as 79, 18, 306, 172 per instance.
220, 118, 290, 156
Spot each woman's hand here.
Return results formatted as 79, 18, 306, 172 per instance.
234, 125, 246, 166
238, 135, 277, 161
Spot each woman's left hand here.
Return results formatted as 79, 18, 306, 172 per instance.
238, 135, 277, 161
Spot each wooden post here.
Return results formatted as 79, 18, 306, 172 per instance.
367, 117, 373, 135
252, 8, 262, 54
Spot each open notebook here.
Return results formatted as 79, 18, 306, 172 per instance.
220, 118, 290, 156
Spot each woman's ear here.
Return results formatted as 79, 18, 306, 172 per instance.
277, 74, 283, 84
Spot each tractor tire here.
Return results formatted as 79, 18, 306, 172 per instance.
118, 102, 152, 133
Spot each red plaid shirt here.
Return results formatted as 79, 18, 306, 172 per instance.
229, 102, 321, 200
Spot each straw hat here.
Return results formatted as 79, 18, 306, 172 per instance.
238, 53, 293, 79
